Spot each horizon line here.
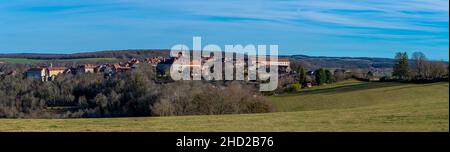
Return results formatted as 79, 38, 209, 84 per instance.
0, 48, 448, 61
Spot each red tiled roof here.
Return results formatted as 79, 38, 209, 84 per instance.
80, 64, 96, 68
277, 58, 290, 62
47, 67, 66, 71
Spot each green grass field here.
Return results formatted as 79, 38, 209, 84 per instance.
0, 58, 43, 63
0, 57, 120, 64
0, 80, 448, 132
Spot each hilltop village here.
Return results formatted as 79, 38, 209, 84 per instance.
25, 57, 167, 81
24, 56, 292, 82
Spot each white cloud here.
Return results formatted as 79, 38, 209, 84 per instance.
122, 0, 448, 32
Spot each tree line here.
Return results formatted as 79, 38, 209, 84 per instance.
392, 52, 448, 82
278, 66, 340, 93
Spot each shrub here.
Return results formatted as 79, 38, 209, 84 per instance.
284, 83, 301, 93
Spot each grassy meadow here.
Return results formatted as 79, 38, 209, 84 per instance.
0, 58, 43, 63
0, 80, 448, 132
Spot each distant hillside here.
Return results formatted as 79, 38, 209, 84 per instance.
0, 49, 170, 60
287, 55, 396, 70
3, 49, 444, 70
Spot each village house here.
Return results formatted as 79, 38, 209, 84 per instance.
144, 57, 166, 66
26, 67, 64, 81
22, 56, 172, 81
46, 67, 66, 80
128, 59, 140, 65
47, 67, 66, 77
250, 56, 291, 73
274, 58, 291, 73
26, 68, 47, 81
77, 64, 96, 74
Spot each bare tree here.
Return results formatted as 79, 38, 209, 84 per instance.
429, 61, 447, 79
412, 52, 428, 79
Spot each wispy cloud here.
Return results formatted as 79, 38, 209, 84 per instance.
142, 0, 448, 31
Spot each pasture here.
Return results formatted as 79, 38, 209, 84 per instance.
0, 81, 448, 132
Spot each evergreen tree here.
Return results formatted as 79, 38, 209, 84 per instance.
298, 66, 306, 87
393, 52, 410, 80
325, 69, 333, 84
315, 68, 327, 85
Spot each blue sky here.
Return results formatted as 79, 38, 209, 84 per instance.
0, 0, 448, 60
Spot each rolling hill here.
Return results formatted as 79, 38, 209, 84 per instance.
0, 80, 447, 132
